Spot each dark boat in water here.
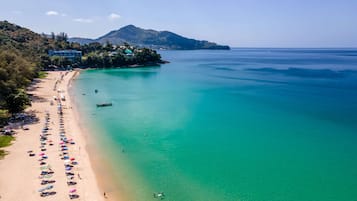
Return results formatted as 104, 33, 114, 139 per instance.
96, 103, 112, 107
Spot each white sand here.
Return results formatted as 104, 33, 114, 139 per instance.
0, 71, 111, 201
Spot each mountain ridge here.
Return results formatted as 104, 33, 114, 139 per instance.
69, 25, 230, 50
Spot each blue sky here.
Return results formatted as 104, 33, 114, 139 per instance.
1, 0, 356, 47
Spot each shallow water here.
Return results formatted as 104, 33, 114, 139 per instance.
73, 48, 357, 201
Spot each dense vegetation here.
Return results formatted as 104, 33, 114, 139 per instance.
0, 20, 163, 125
81, 42, 162, 68
70, 24, 231, 50
0, 135, 14, 158
0, 20, 53, 124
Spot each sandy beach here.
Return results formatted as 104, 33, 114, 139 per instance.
0, 71, 108, 201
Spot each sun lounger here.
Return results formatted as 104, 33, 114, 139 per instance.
40, 191, 56, 197
67, 181, 77, 186
66, 171, 74, 176
69, 194, 79, 199
41, 180, 56, 185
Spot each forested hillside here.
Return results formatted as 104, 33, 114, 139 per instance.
0, 20, 57, 123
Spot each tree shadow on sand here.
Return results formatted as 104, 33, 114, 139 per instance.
29, 94, 48, 103
26, 79, 44, 92
8, 110, 40, 129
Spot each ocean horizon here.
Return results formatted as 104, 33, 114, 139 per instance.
72, 48, 357, 201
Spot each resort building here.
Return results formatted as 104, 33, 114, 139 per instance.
124, 49, 134, 56
48, 50, 82, 61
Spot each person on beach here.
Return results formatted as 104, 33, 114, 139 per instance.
104, 192, 107, 198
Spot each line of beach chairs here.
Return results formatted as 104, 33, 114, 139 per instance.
37, 111, 57, 197
57, 97, 80, 199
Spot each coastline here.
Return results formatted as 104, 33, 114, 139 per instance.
69, 71, 127, 201
79, 61, 168, 70
0, 71, 109, 201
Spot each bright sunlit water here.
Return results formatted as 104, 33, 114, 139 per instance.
72, 48, 357, 201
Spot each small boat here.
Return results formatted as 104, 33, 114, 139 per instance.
153, 192, 165, 199
96, 103, 112, 107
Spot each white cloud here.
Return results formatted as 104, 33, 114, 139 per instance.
108, 13, 120, 20
73, 18, 94, 23
46, 11, 59, 16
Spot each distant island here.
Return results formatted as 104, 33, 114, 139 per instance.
69, 25, 230, 50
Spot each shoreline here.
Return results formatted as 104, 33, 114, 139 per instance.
69, 71, 127, 201
0, 71, 111, 201
78, 62, 166, 70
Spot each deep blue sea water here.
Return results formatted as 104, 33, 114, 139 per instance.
73, 48, 357, 201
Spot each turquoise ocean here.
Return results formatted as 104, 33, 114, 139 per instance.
72, 49, 357, 201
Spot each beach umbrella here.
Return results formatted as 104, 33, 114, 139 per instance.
45, 185, 54, 190
39, 153, 45, 156
38, 187, 47, 192
65, 166, 72, 171
40, 165, 50, 170
69, 189, 76, 193
70, 158, 75, 161
64, 159, 71, 164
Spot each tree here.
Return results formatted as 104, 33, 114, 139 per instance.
112, 53, 125, 66
50, 32, 55, 40
39, 55, 51, 69
5, 89, 31, 114
135, 48, 161, 63
104, 41, 114, 51
50, 56, 71, 68
56, 32, 68, 42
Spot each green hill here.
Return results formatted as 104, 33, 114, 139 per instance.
0, 20, 51, 64
70, 25, 230, 50
0, 20, 48, 119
